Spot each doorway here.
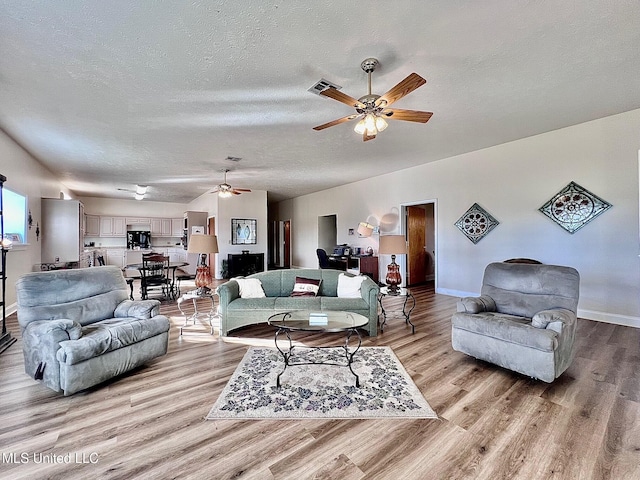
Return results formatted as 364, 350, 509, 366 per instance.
269, 220, 291, 269
402, 201, 436, 287
207, 216, 216, 277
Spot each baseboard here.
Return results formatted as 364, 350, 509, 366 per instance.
578, 309, 640, 329
436, 288, 478, 298
5, 302, 17, 317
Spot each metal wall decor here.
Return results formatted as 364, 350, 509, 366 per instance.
455, 203, 500, 244
231, 218, 257, 245
538, 181, 612, 234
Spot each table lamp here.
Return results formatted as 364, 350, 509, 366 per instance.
187, 234, 219, 294
378, 234, 407, 294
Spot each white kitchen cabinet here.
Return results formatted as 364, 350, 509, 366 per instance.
100, 216, 126, 237
85, 214, 100, 237
126, 217, 150, 225
171, 218, 183, 237
106, 249, 126, 268
150, 218, 163, 236
151, 218, 175, 237
125, 250, 143, 266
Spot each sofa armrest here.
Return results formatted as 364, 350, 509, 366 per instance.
216, 280, 241, 314
456, 295, 496, 314
532, 308, 576, 330
114, 300, 161, 319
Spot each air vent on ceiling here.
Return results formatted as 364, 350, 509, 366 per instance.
225, 156, 242, 162
308, 78, 342, 95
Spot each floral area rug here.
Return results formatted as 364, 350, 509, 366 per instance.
206, 346, 437, 420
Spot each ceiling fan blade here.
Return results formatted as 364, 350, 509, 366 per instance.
233, 188, 252, 193
319, 88, 365, 109
313, 114, 360, 131
382, 108, 433, 123
363, 131, 376, 142
377, 73, 426, 107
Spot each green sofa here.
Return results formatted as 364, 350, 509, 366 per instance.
216, 269, 379, 336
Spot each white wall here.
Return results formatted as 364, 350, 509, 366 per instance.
276, 109, 640, 327
187, 190, 267, 278
0, 129, 73, 311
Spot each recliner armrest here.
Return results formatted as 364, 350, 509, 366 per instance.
532, 308, 576, 330
114, 300, 161, 319
26, 318, 83, 340
456, 295, 496, 314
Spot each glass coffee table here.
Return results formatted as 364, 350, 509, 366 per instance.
267, 310, 369, 388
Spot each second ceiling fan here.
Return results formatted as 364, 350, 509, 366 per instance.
313, 58, 433, 141
209, 169, 251, 197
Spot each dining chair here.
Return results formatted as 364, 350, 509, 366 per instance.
140, 254, 172, 300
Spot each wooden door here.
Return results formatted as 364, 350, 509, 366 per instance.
208, 217, 216, 277
407, 206, 426, 286
283, 220, 291, 268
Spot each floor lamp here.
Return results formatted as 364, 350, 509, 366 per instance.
187, 234, 219, 294
379, 235, 407, 294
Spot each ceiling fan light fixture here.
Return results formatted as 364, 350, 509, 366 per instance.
218, 190, 232, 198
375, 115, 388, 132
353, 118, 366, 135
134, 193, 144, 201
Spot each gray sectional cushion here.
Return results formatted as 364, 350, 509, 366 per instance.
57, 315, 170, 365
452, 312, 557, 352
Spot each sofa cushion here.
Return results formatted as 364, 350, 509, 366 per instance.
56, 316, 170, 365
227, 297, 277, 311
452, 312, 557, 352
291, 276, 322, 297
337, 273, 366, 298
274, 296, 322, 311
321, 296, 370, 312
236, 278, 266, 298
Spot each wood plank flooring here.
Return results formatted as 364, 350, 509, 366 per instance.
0, 282, 639, 479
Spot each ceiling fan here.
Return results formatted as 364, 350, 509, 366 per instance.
313, 58, 433, 141
209, 169, 251, 197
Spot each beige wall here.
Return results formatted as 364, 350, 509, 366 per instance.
276, 109, 640, 327
0, 129, 73, 310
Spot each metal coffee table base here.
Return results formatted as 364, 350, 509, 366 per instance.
274, 328, 362, 388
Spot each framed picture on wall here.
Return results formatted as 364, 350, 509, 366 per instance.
231, 218, 257, 245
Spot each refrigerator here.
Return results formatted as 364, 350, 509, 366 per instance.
41, 199, 83, 264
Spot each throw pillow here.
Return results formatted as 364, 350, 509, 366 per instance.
291, 276, 322, 297
337, 273, 366, 298
235, 278, 266, 298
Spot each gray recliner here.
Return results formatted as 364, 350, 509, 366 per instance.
451, 262, 580, 382
15, 266, 171, 395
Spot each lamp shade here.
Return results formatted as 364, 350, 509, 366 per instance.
378, 235, 407, 255
357, 222, 374, 237
187, 234, 219, 254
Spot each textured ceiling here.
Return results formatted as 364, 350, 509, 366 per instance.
1, 1, 639, 204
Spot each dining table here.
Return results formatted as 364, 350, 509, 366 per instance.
124, 261, 189, 300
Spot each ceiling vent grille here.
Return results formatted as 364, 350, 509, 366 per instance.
308, 78, 342, 95
225, 156, 242, 162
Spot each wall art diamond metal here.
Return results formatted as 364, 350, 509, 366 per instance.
454, 203, 500, 244
538, 181, 612, 234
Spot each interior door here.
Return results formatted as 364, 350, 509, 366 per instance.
283, 220, 291, 268
407, 206, 426, 286
208, 217, 216, 277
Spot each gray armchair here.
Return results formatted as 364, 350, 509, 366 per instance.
451, 262, 580, 382
16, 266, 171, 395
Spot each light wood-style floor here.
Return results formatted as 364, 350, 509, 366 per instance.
1, 282, 639, 480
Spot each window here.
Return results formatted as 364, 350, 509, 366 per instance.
2, 187, 27, 244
